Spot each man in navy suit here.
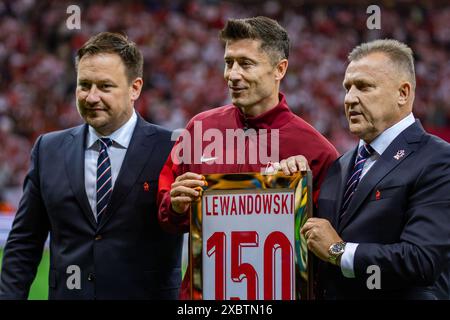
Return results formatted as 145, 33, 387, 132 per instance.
0, 32, 183, 299
301, 39, 450, 299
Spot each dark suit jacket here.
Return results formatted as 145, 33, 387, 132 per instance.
317, 121, 450, 299
0, 114, 183, 299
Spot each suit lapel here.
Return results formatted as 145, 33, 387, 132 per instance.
64, 124, 97, 228
98, 116, 157, 229
336, 150, 356, 225
328, 151, 356, 229
338, 121, 424, 232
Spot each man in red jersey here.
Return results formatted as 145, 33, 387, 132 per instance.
158, 16, 338, 299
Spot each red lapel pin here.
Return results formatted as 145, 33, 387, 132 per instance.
143, 182, 150, 192
375, 189, 381, 200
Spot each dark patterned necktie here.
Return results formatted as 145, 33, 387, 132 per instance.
340, 143, 374, 218
96, 138, 113, 223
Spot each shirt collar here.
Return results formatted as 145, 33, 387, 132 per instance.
234, 92, 294, 130
87, 110, 137, 149
359, 113, 416, 155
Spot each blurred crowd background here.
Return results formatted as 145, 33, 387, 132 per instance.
0, 0, 449, 213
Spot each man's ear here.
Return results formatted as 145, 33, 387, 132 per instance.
130, 77, 143, 101
398, 81, 412, 107
275, 59, 288, 81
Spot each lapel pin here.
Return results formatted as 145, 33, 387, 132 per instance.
143, 182, 150, 192
393, 150, 405, 160
375, 190, 381, 200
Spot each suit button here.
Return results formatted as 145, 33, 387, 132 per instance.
95, 235, 102, 241
88, 273, 95, 281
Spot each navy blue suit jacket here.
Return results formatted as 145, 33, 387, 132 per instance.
0, 114, 183, 299
317, 121, 450, 299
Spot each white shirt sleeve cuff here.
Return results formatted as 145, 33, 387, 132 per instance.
340, 242, 359, 278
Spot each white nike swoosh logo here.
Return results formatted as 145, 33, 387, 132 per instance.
200, 156, 218, 163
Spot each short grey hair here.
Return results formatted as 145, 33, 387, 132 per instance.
348, 39, 416, 89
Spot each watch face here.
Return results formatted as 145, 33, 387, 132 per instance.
331, 243, 345, 254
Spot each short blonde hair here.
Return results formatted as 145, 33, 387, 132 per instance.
349, 39, 416, 89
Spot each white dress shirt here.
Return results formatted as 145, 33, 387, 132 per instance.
84, 111, 137, 220
340, 113, 416, 278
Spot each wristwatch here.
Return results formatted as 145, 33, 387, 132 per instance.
328, 241, 346, 266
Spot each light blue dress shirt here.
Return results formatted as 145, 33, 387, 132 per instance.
84, 111, 137, 220
340, 113, 416, 278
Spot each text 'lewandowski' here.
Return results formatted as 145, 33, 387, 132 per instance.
204, 193, 294, 216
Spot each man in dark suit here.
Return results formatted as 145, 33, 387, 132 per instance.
301, 39, 450, 299
0, 32, 183, 299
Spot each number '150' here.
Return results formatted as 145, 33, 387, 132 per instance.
206, 231, 294, 300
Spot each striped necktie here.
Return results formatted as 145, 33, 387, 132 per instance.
96, 138, 113, 223
340, 143, 374, 218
